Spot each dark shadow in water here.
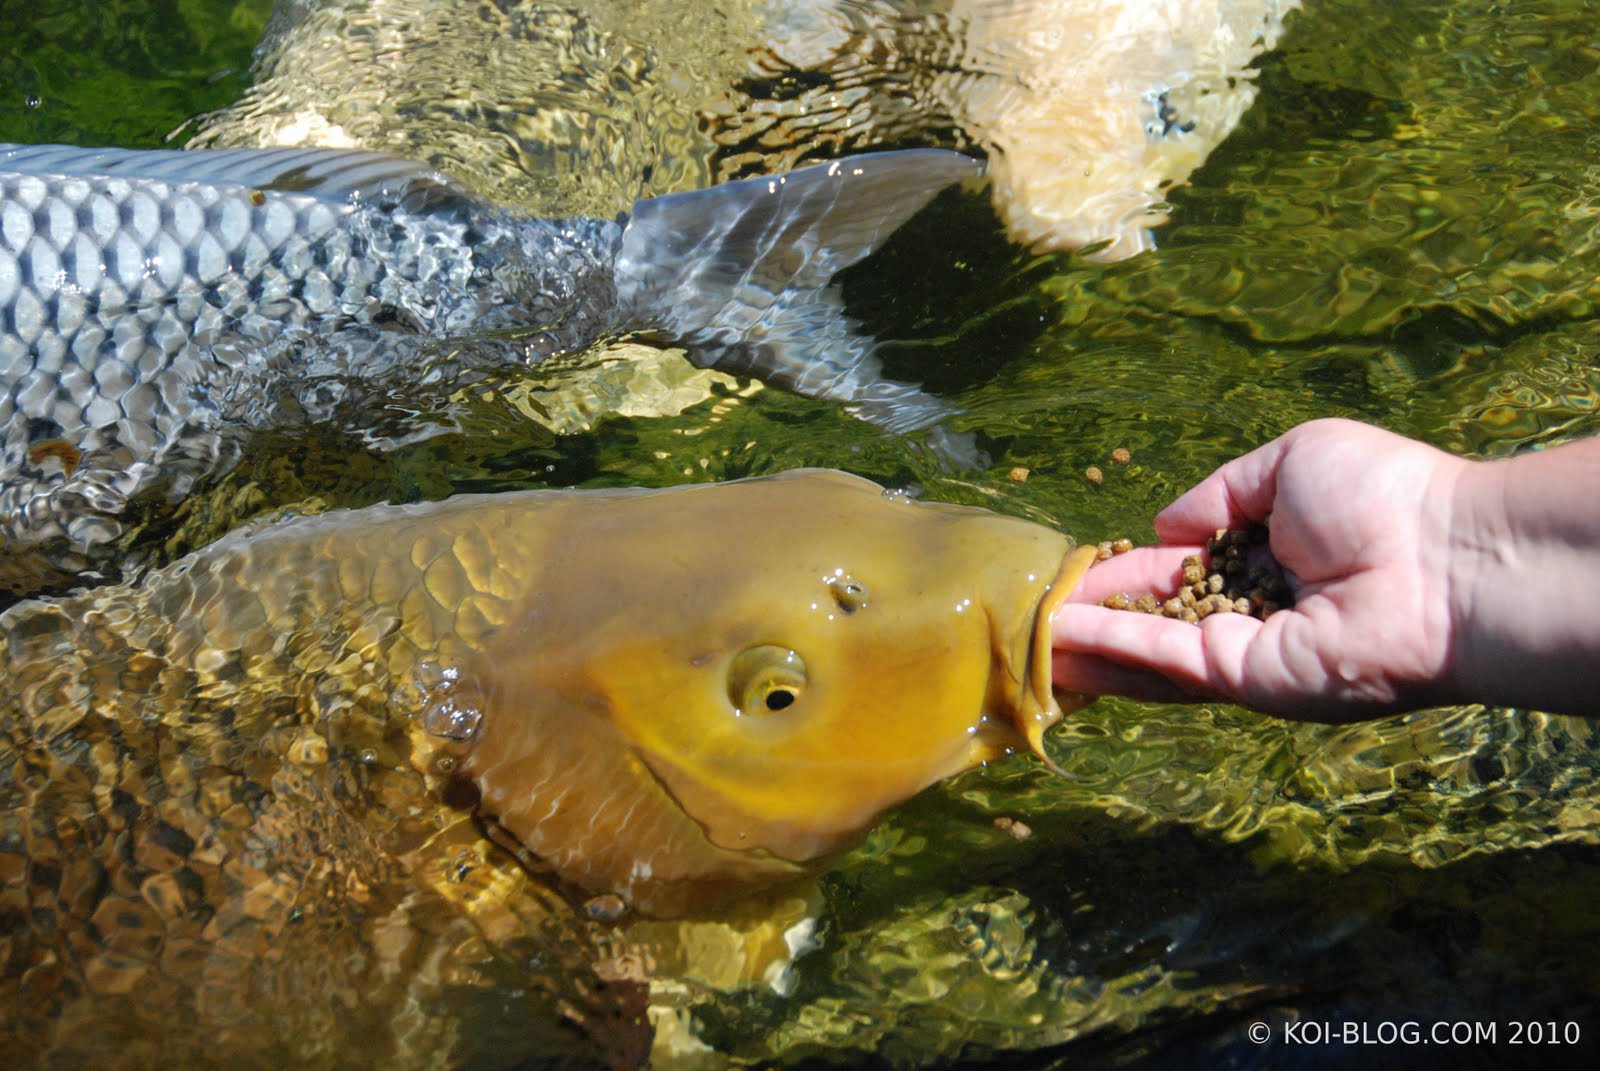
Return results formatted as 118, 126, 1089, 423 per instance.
711, 795, 1600, 1070
837, 184, 1065, 399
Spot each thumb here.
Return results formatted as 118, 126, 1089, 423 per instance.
1155, 437, 1288, 543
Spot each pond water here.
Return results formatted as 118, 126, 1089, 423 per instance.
3, 1, 1599, 1068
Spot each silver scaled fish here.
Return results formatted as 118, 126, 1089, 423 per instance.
0, 144, 980, 593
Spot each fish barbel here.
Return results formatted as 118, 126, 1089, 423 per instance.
0, 469, 1096, 1067
0, 143, 980, 593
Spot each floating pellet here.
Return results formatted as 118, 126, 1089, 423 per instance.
994, 816, 1032, 841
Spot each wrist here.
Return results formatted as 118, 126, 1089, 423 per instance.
1391, 447, 1479, 711
1440, 454, 1511, 707
1445, 439, 1600, 715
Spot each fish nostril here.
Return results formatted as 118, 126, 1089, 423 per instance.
827, 576, 868, 614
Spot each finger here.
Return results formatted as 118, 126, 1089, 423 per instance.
1067, 546, 1205, 603
1051, 651, 1209, 704
1052, 603, 1237, 695
1154, 435, 1290, 542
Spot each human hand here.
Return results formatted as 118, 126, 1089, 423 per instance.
1052, 419, 1471, 720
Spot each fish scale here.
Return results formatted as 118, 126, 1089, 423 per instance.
0, 160, 610, 572
0, 468, 1090, 1068
1, 143, 981, 594
0, 168, 452, 565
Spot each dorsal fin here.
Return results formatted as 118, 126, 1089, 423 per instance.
0, 143, 466, 210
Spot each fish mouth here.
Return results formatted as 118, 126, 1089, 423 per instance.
1013, 543, 1100, 771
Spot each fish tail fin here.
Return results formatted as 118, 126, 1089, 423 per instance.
614, 150, 984, 462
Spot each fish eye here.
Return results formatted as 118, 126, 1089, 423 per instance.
727, 645, 807, 717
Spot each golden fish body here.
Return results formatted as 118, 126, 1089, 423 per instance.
0, 469, 1095, 1067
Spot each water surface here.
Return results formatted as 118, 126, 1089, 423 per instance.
3, 1, 1599, 1068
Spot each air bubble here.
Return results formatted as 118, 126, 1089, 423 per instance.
388, 683, 424, 713
411, 660, 481, 741
414, 660, 458, 691
422, 697, 482, 742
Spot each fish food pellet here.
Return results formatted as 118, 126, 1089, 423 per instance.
994, 816, 1033, 841
1095, 537, 1135, 562
1096, 524, 1292, 625
1110, 447, 1132, 465
1085, 465, 1104, 484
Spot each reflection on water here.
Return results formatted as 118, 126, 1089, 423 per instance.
189, 0, 1301, 260
186, 0, 769, 215
5, 0, 1600, 1068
